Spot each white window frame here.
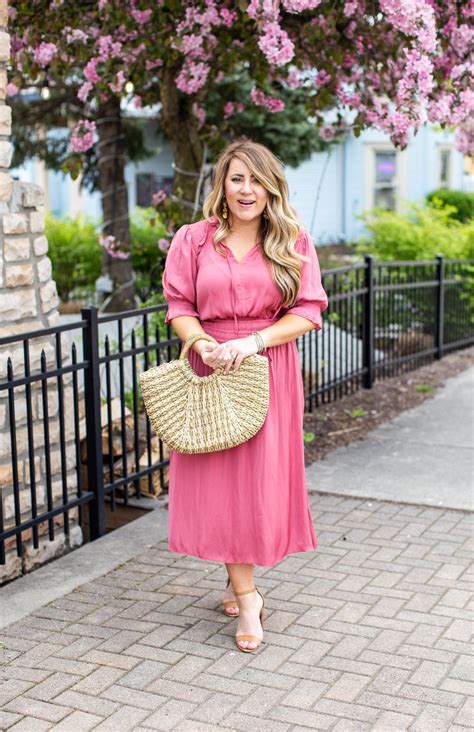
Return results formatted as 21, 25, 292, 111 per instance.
438, 145, 454, 189
364, 143, 407, 212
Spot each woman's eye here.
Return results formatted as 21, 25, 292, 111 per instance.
231, 177, 260, 184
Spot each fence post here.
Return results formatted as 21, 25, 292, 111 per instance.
81, 307, 106, 539
363, 254, 374, 388
435, 254, 444, 360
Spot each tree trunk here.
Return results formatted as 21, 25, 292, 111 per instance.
159, 65, 205, 221
96, 96, 136, 312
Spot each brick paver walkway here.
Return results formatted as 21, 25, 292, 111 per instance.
0, 493, 472, 731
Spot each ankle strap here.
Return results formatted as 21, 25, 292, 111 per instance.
234, 586, 257, 596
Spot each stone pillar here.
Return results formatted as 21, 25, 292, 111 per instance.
0, 0, 82, 584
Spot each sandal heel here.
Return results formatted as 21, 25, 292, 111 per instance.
223, 576, 239, 617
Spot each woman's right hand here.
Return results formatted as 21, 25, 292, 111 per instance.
199, 342, 227, 370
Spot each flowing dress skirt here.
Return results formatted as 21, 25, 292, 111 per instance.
167, 316, 317, 567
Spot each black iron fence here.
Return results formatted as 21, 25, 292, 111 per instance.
1, 255, 473, 565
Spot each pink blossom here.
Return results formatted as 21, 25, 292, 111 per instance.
176, 1, 235, 34
70, 120, 96, 153
84, 58, 101, 83
99, 234, 131, 260
250, 87, 285, 112
320, 126, 336, 141
258, 22, 295, 65
6, 82, 18, 96
179, 34, 203, 55
343, 1, 359, 15
282, 0, 322, 11
286, 68, 304, 88
33, 42, 58, 67
342, 53, 356, 70
158, 238, 171, 252
96, 35, 123, 60
109, 69, 126, 93
247, 0, 278, 22
66, 29, 88, 44
176, 61, 210, 94
152, 190, 167, 207
192, 102, 206, 128
77, 81, 93, 102
225, 101, 245, 116
455, 121, 474, 157
450, 24, 473, 56
427, 92, 455, 125
133, 95, 143, 108
224, 101, 235, 118
380, 0, 436, 53
397, 48, 434, 109
315, 69, 331, 88
145, 59, 163, 70
344, 20, 357, 39
220, 8, 237, 27
389, 111, 411, 147
130, 9, 153, 25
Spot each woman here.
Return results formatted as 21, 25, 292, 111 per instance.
162, 139, 328, 652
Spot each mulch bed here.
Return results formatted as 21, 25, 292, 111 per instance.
304, 345, 474, 466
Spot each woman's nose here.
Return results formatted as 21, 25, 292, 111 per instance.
240, 180, 252, 193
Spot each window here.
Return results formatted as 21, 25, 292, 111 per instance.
136, 173, 173, 207
374, 151, 397, 210
439, 148, 452, 188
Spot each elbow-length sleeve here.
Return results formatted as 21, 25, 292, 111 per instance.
284, 230, 329, 330
162, 224, 200, 324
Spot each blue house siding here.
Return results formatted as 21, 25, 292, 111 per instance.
47, 169, 70, 219
287, 125, 467, 244
286, 144, 343, 244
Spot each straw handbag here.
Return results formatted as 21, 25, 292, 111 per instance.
139, 333, 270, 454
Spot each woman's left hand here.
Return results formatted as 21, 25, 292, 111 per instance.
205, 336, 259, 374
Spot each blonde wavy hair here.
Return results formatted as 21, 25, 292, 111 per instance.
202, 139, 309, 308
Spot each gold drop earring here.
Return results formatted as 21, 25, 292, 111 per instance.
263, 207, 268, 220
222, 198, 228, 219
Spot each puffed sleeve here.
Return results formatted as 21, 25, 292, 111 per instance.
162, 224, 200, 324
284, 229, 329, 330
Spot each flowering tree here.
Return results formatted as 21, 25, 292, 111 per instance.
9, 0, 473, 307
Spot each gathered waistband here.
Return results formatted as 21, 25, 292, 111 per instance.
201, 317, 278, 334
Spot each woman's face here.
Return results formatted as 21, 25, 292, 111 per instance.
223, 158, 268, 227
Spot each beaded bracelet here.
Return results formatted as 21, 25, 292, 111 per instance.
252, 331, 267, 353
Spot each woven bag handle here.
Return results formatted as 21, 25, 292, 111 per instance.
179, 332, 219, 361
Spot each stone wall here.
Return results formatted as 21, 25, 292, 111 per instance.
0, 1, 82, 584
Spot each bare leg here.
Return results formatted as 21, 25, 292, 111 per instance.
222, 564, 239, 615
226, 562, 263, 650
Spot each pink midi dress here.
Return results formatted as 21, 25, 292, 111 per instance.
162, 216, 329, 567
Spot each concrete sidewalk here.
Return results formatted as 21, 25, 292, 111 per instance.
307, 366, 474, 512
0, 367, 472, 731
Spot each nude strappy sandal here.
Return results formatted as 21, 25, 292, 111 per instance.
223, 576, 240, 617
234, 586, 265, 653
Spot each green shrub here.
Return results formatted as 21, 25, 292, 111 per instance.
45, 212, 102, 302
355, 199, 474, 333
426, 188, 474, 223
130, 206, 168, 302
355, 199, 474, 261
130, 206, 167, 270
46, 208, 169, 304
